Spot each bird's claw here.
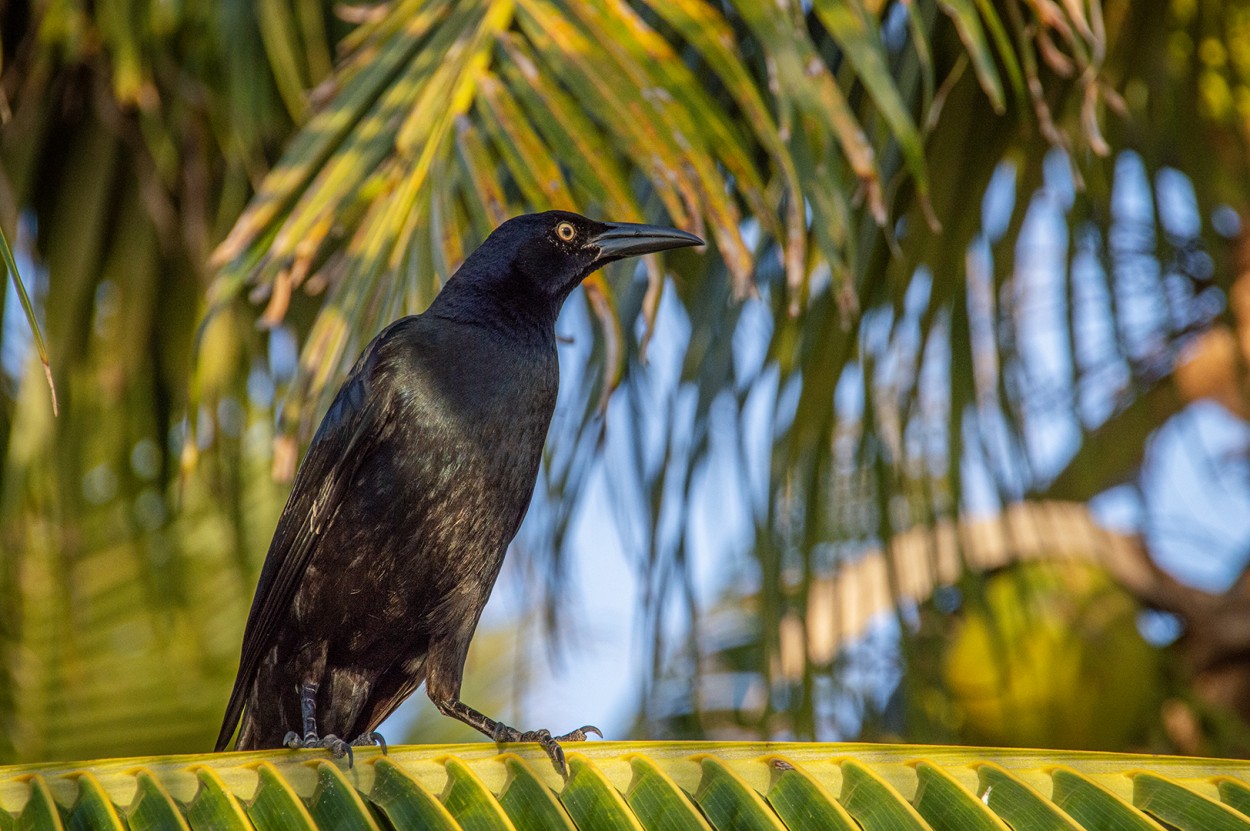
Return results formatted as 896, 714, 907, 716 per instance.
282, 730, 354, 767
554, 725, 602, 743
351, 730, 388, 754
492, 723, 602, 777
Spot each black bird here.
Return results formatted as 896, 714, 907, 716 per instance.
215, 211, 703, 772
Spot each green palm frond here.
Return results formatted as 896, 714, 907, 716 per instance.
209, 0, 1095, 430
0, 1, 345, 764
3, 743, 1250, 830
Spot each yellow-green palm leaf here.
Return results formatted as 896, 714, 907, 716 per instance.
209, 0, 1092, 437
4, 742, 1250, 830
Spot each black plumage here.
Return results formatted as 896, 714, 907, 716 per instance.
215, 211, 702, 772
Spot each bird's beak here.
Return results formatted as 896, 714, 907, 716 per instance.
592, 222, 704, 259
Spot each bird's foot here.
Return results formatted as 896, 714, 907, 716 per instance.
492, 723, 602, 776
282, 730, 355, 767
351, 730, 388, 754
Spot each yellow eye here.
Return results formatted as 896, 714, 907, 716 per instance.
556, 221, 576, 242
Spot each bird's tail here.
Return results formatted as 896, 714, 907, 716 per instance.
228, 689, 298, 750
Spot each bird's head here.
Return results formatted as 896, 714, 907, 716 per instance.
506, 210, 704, 294
435, 211, 703, 327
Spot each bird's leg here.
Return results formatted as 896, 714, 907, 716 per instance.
434, 697, 601, 775
299, 681, 318, 740
350, 731, 388, 754
282, 681, 355, 766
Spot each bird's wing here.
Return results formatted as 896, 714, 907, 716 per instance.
214, 323, 405, 751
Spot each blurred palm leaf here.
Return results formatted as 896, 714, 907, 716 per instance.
0, 223, 54, 415
610, 1, 1250, 745
4, 742, 1250, 830
645, 503, 1171, 748
0, 0, 343, 763
209, 0, 1092, 448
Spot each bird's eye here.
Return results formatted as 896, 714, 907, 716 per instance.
556, 221, 576, 242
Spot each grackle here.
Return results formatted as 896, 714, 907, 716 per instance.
215, 211, 703, 773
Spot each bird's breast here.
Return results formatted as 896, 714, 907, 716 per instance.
285, 321, 561, 651
369, 331, 557, 574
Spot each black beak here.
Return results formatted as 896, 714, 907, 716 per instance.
592, 222, 704, 259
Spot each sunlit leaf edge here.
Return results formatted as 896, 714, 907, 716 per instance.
2, 742, 1249, 830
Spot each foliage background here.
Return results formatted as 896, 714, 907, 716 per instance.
3, 0, 1250, 765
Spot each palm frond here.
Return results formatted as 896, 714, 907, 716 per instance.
0, 0, 343, 763
210, 0, 1089, 427
3, 742, 1250, 830
0, 222, 55, 414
